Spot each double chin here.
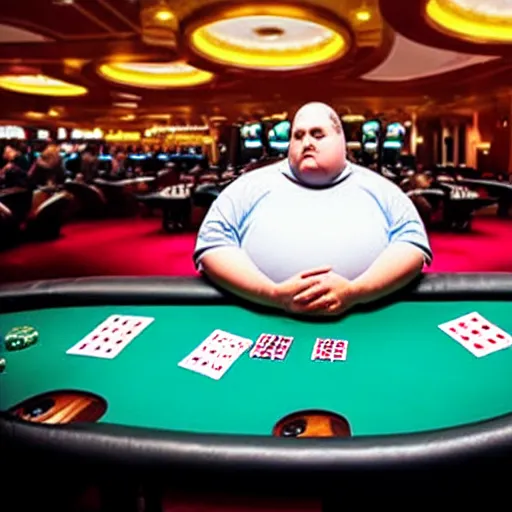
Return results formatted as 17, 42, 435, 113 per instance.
299, 169, 334, 185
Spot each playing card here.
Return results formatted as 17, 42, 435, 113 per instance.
311, 338, 348, 361
66, 314, 154, 359
249, 333, 294, 360
178, 329, 252, 380
438, 312, 512, 358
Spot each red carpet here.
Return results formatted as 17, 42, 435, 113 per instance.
0, 215, 511, 284
428, 217, 512, 272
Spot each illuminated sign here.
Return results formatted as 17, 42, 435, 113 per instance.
240, 123, 262, 149
144, 125, 209, 137
0, 125, 26, 140
57, 127, 68, 140
383, 122, 406, 149
105, 130, 141, 142
361, 120, 380, 151
37, 129, 50, 140
268, 120, 290, 151
70, 128, 104, 140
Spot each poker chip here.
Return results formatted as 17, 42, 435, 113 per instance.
0, 357, 5, 373
4, 326, 39, 351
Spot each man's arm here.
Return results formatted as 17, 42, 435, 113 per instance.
200, 247, 332, 311
292, 242, 425, 314
348, 179, 431, 305
200, 247, 278, 307
349, 242, 425, 304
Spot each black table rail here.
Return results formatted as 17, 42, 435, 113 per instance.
1, 273, 512, 312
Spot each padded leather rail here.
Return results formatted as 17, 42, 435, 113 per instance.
0, 273, 511, 313
2, 411, 512, 481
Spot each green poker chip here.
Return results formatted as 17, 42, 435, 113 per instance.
4, 326, 39, 351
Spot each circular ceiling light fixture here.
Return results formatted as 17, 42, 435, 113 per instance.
97, 61, 214, 88
355, 9, 372, 22
0, 74, 87, 96
154, 10, 173, 22
426, 0, 512, 42
184, 4, 350, 70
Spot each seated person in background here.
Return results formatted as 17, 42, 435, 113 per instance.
28, 145, 66, 188
0, 145, 29, 188
76, 149, 99, 183
110, 152, 128, 179
194, 102, 432, 316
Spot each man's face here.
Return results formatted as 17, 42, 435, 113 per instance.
288, 109, 346, 185
3, 146, 15, 161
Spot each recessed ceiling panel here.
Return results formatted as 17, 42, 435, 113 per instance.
362, 33, 497, 81
0, 24, 51, 43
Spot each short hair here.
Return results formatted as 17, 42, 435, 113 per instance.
329, 112, 343, 134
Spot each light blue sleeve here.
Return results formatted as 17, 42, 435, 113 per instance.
193, 182, 244, 269
193, 166, 279, 270
386, 185, 433, 264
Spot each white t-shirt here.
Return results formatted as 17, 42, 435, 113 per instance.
194, 160, 432, 283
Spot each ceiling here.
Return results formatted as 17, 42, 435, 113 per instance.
0, 0, 510, 128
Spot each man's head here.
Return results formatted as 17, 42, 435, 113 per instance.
288, 102, 346, 186
3, 145, 18, 162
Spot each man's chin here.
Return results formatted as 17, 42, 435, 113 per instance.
297, 168, 332, 185
298, 160, 321, 172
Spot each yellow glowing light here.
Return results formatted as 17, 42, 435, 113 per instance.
48, 109, 60, 117
98, 62, 214, 88
0, 74, 87, 96
341, 114, 366, 123
355, 10, 371, 21
144, 125, 209, 137
191, 26, 345, 70
426, 0, 512, 42
155, 10, 173, 22
25, 111, 46, 119
186, 5, 348, 70
105, 130, 141, 142
70, 128, 104, 140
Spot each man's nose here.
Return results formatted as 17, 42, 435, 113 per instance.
302, 135, 314, 149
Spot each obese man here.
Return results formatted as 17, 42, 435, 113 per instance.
193, 102, 432, 316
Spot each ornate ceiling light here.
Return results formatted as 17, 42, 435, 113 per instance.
426, 0, 512, 42
0, 74, 87, 96
139, 0, 178, 49
97, 61, 214, 88
183, 4, 351, 71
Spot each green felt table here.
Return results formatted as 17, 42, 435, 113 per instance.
2, 299, 512, 437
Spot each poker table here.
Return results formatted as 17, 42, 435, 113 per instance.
135, 184, 194, 232
1, 273, 512, 506
457, 178, 512, 217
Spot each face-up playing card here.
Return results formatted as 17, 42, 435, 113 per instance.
249, 333, 294, 361
438, 312, 512, 358
311, 338, 348, 362
178, 329, 252, 380
66, 315, 154, 359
